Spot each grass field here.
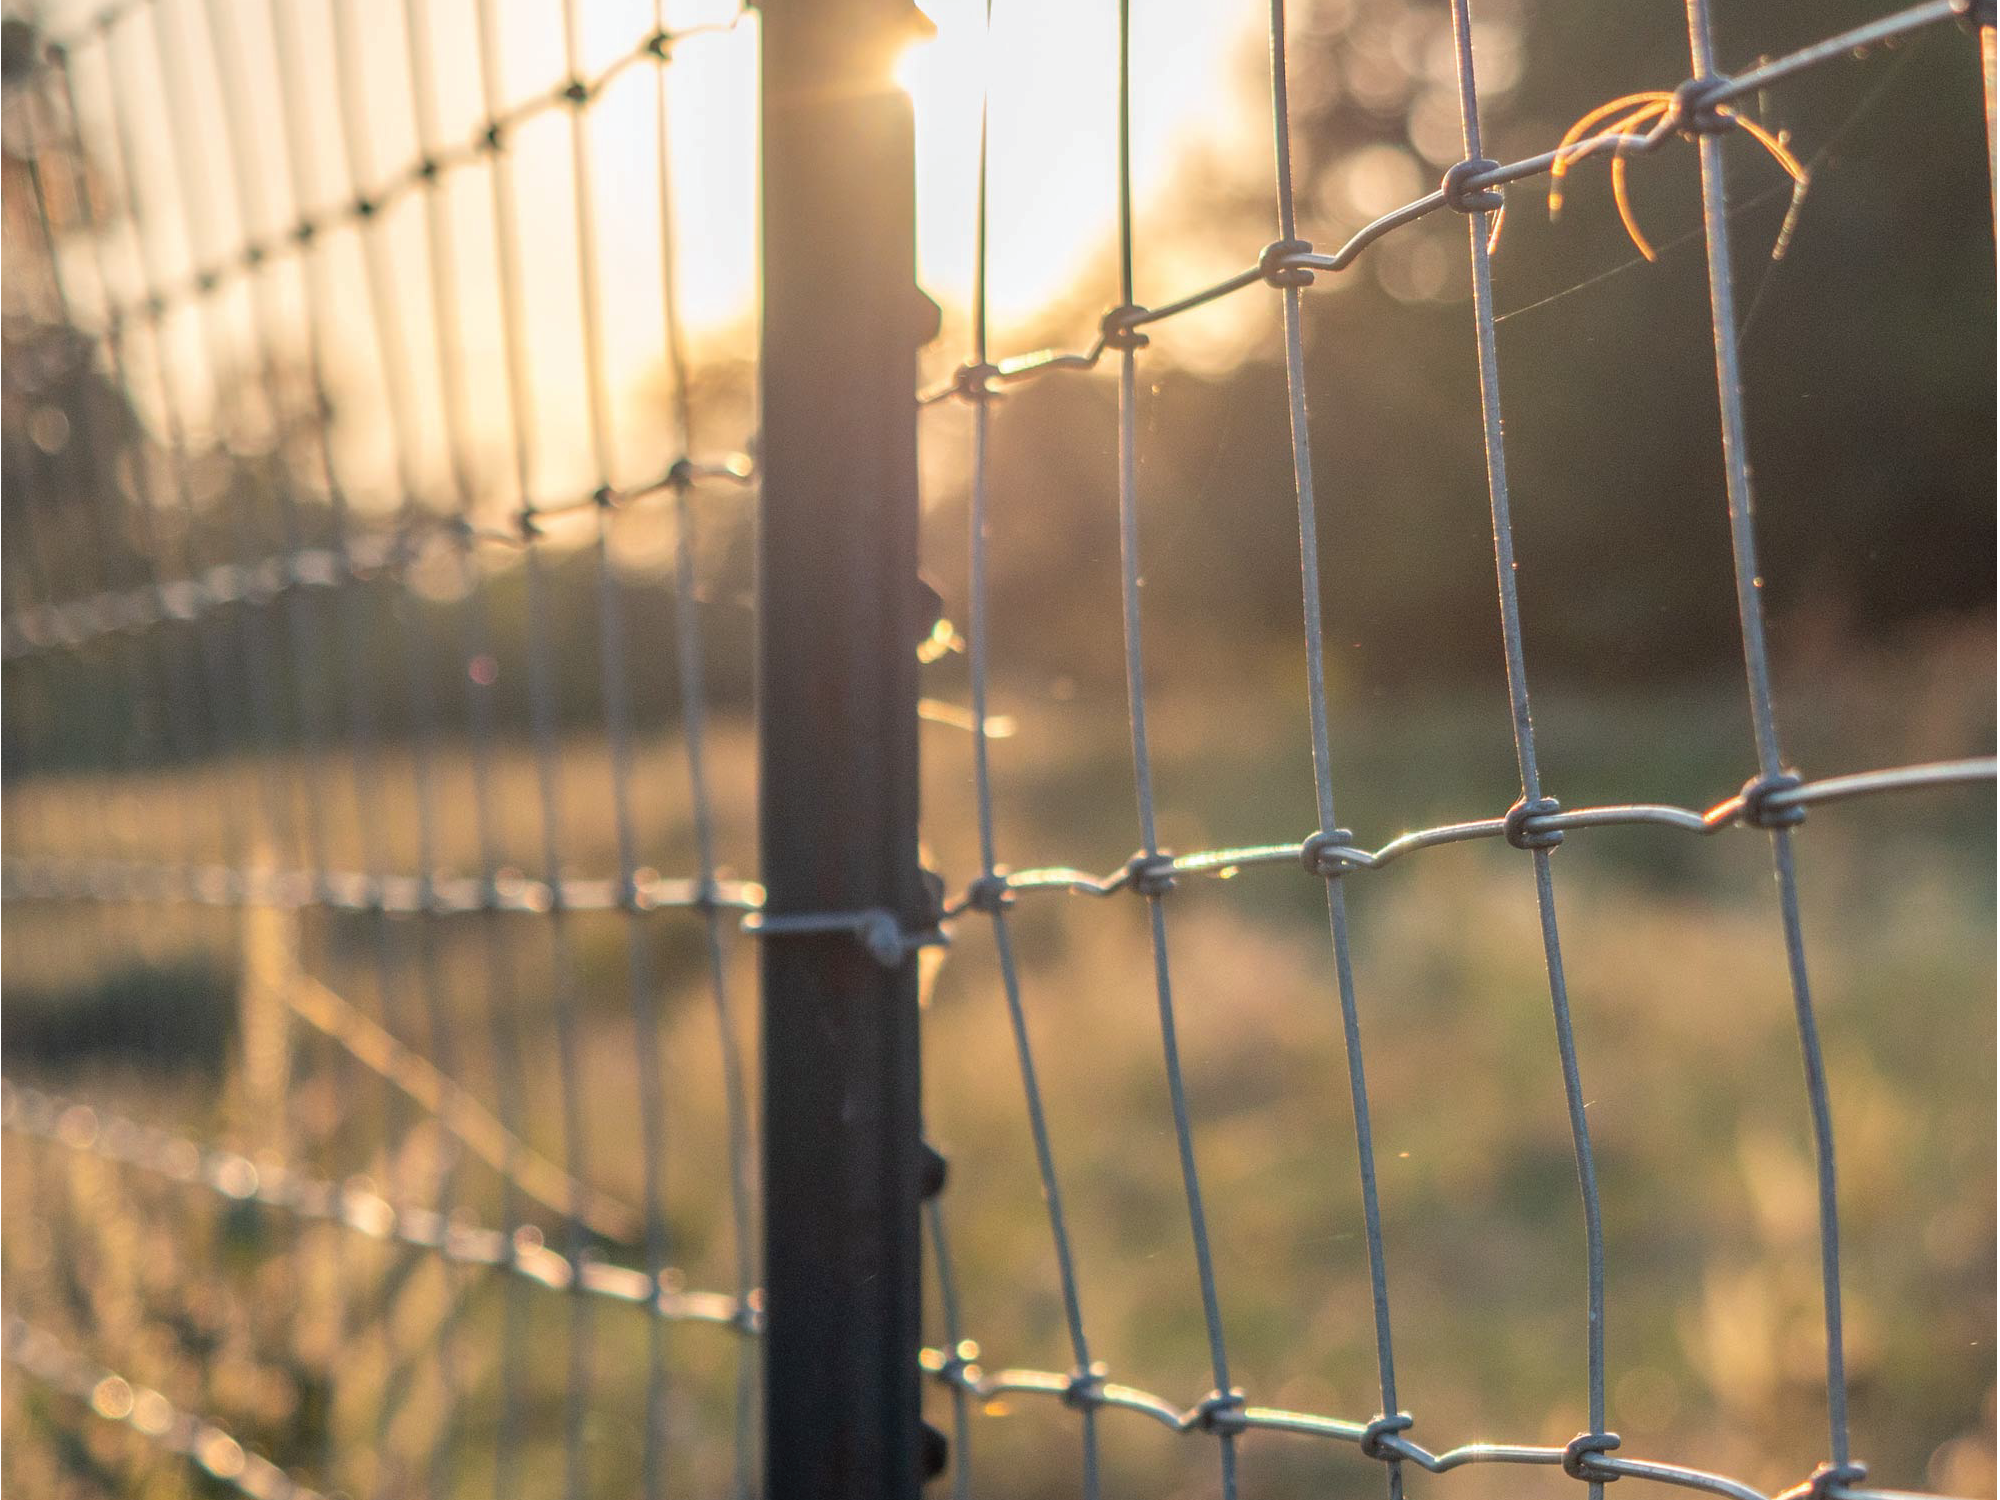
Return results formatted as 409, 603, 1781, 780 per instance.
2, 627, 1993, 1499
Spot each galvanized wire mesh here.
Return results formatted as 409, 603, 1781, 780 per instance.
913, 2, 1993, 1499
2, 0, 760, 1493
0, 0, 1994, 1497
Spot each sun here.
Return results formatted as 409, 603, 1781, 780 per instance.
897, 0, 1253, 339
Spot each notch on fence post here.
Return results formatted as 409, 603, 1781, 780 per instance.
759, 1, 930, 1497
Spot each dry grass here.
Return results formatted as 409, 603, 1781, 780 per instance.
2, 645, 1993, 1499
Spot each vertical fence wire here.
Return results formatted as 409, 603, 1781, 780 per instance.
653, 13, 758, 1487
1262, 5, 1405, 1498
956, 2, 1104, 1494
317, 0, 475, 1482
9, 94, 166, 978
172, 0, 353, 1460
1107, 3, 1242, 1495
1682, 0, 1853, 1477
65, 36, 247, 883
555, 5, 675, 1495
459, 0, 587, 1490
144, 0, 307, 891
1440, 4, 1612, 1493
64, 22, 303, 1443
385, 0, 502, 1482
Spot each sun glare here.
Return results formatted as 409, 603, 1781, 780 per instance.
903, 0, 1254, 336
43, 0, 1261, 517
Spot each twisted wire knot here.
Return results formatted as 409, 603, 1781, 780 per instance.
1062, 1364, 1107, 1410
1359, 1411, 1414, 1461
1504, 794, 1564, 851
963, 873, 1014, 915
1778, 1460, 1869, 1500
1301, 828, 1360, 877
1442, 158, 1504, 213
1667, 75, 1734, 137
950, 360, 1002, 402
1123, 851, 1177, 897
1738, 770, 1806, 829
1258, 237, 1315, 288
1193, 1387, 1247, 1435
932, 1340, 980, 1386
1564, 1431, 1621, 1482
1100, 304, 1151, 351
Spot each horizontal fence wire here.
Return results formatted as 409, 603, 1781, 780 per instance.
917, 0, 1979, 405
4, 757, 1988, 914
4, 1071, 1972, 1500
1, 1081, 754, 1329
3, 1315, 330, 1500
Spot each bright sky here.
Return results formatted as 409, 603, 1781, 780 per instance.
43, 0, 1271, 517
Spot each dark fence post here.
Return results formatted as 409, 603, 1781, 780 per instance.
758, 2, 929, 1497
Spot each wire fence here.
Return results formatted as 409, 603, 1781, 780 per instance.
0, 0, 1994, 1496
2, 0, 763, 1493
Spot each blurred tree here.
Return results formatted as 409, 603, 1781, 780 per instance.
924, 0, 1994, 698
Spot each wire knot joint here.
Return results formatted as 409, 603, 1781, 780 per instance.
1504, 794, 1564, 851
963, 873, 1015, 915
1258, 237, 1316, 288
1442, 158, 1504, 213
1738, 770, 1806, 829
930, 1339, 981, 1387
1193, 1387, 1248, 1435
1101, 305, 1151, 351
1359, 1411, 1415, 1461
1667, 75, 1735, 137
1777, 1460, 1869, 1500
1063, 1364, 1108, 1410
950, 361, 1002, 403
1564, 1431, 1621, 1482
1301, 828, 1360, 877
1124, 851, 1177, 897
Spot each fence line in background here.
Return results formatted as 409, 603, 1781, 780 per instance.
4, 1316, 330, 1500
4, 0, 763, 1492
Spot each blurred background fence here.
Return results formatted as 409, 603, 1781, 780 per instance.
0, 0, 1995, 1496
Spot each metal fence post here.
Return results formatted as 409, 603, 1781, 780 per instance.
759, 2, 930, 1497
